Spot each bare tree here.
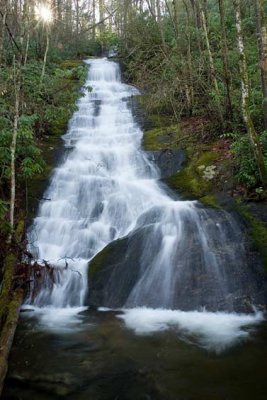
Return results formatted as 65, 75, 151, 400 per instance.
234, 0, 267, 188
255, 0, 267, 129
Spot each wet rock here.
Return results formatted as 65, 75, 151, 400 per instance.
146, 149, 186, 179
88, 205, 267, 313
88, 226, 153, 309
8, 372, 79, 396
247, 201, 267, 227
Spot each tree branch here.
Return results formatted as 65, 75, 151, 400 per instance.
81, 7, 118, 34
0, 10, 21, 53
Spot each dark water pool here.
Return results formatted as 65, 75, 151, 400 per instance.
3, 309, 267, 400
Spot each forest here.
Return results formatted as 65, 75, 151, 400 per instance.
1, 1, 267, 399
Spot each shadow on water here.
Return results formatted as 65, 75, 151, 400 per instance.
3, 309, 267, 400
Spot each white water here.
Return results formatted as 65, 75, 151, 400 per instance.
27, 58, 263, 350
28, 57, 197, 307
29, 58, 167, 306
118, 308, 264, 353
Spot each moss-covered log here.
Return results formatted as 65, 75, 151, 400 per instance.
0, 288, 24, 395
0, 220, 26, 396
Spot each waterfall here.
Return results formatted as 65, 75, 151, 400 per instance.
28, 58, 160, 306
28, 58, 266, 316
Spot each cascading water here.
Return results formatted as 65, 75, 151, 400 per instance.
28, 58, 161, 307
27, 58, 266, 345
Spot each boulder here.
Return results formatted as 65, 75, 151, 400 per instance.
88, 205, 267, 313
146, 149, 186, 179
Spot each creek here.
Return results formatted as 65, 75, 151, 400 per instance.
3, 58, 267, 400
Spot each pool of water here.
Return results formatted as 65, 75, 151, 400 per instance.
3, 309, 267, 400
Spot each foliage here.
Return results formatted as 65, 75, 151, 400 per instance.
118, 0, 267, 191
230, 132, 267, 188
0, 53, 87, 239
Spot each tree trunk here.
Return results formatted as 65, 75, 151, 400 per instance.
99, 0, 105, 34
0, 1, 7, 65
24, 32, 29, 66
255, 0, 267, 129
0, 288, 24, 395
234, 0, 267, 188
183, 0, 194, 115
156, 0, 167, 53
9, 59, 20, 238
218, 0, 233, 120
92, 0, 96, 39
172, 0, 180, 34
40, 26, 50, 86
0, 221, 26, 396
75, 0, 79, 35
200, 4, 223, 124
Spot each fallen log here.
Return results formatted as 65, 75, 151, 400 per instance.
0, 220, 27, 396
0, 288, 24, 394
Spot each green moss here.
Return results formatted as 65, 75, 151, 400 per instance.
4, 289, 23, 328
235, 201, 267, 270
89, 245, 112, 279
143, 126, 167, 150
199, 195, 220, 208
167, 169, 204, 198
185, 145, 194, 159
59, 59, 83, 69
14, 220, 24, 241
148, 113, 174, 128
88, 236, 129, 280
195, 151, 217, 167
143, 124, 181, 151
250, 221, 267, 270
166, 150, 218, 199
0, 253, 17, 324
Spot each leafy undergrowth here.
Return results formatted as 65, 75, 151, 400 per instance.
26, 60, 88, 218
0, 59, 87, 275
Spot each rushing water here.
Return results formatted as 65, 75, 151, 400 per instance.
28, 58, 160, 307
3, 58, 267, 399
27, 58, 265, 314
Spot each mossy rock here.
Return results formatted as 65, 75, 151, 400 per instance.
89, 243, 114, 280
147, 113, 174, 129
143, 112, 220, 207
166, 149, 219, 203
234, 200, 267, 270
199, 195, 220, 208
143, 124, 182, 151
59, 60, 84, 69
89, 235, 132, 281
195, 151, 218, 167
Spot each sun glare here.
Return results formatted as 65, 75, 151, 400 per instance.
35, 3, 53, 23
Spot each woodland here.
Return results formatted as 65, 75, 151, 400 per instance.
1, 0, 267, 397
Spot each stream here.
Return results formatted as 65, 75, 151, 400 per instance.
3, 58, 267, 399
